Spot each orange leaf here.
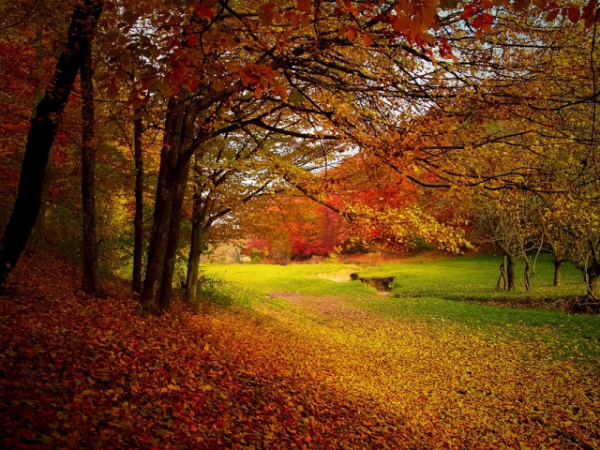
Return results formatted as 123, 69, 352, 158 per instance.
297, 0, 312, 14
347, 25, 357, 42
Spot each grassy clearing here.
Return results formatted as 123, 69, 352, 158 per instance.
201, 255, 600, 367
360, 254, 585, 301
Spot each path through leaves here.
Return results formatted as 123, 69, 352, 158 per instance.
1, 255, 599, 448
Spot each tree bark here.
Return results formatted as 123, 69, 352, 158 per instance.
158, 157, 192, 310
157, 100, 195, 310
186, 180, 210, 304
81, 44, 100, 295
553, 259, 563, 286
141, 98, 183, 313
496, 256, 507, 290
141, 95, 194, 313
185, 224, 207, 304
588, 242, 600, 299
28, 15, 51, 250
28, 151, 53, 250
506, 255, 516, 290
586, 265, 599, 299
523, 259, 531, 292
0, 0, 104, 287
132, 111, 144, 293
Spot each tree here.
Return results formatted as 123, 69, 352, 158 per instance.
81, 44, 100, 295
0, 0, 104, 286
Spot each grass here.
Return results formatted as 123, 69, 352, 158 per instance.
201, 255, 600, 367
360, 254, 586, 301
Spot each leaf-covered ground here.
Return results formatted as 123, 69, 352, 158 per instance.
1, 255, 599, 449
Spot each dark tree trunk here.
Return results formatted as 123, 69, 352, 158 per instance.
496, 256, 507, 291
81, 44, 100, 295
141, 95, 194, 313
28, 16, 51, 250
158, 157, 192, 310
523, 259, 531, 292
28, 150, 53, 250
186, 183, 209, 304
0, 0, 104, 286
157, 101, 194, 310
586, 265, 599, 299
553, 259, 563, 286
141, 98, 182, 313
132, 111, 144, 293
506, 255, 516, 290
185, 224, 206, 304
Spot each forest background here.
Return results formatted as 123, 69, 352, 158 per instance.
0, 0, 598, 311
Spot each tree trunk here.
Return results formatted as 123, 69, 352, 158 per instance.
156, 101, 195, 311
158, 158, 192, 310
81, 44, 100, 295
141, 99, 183, 313
0, 0, 104, 287
496, 256, 507, 291
553, 259, 563, 286
586, 265, 599, 299
186, 225, 207, 304
506, 255, 516, 290
132, 111, 144, 293
28, 16, 51, 250
141, 95, 194, 313
523, 259, 531, 292
28, 151, 53, 250
186, 187, 209, 303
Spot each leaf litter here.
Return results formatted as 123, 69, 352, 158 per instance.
1, 254, 599, 449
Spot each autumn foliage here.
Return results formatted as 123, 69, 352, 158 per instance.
1, 0, 600, 444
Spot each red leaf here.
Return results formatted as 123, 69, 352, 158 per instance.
567, 6, 580, 23
461, 4, 479, 19
481, 13, 494, 23
545, 8, 559, 21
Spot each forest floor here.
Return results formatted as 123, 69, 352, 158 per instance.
1, 254, 600, 449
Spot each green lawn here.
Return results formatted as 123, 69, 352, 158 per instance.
201, 255, 600, 366
361, 254, 585, 301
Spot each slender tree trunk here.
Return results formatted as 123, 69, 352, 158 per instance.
496, 257, 507, 291
185, 153, 210, 304
141, 99, 182, 313
132, 111, 144, 293
81, 44, 100, 295
186, 187, 209, 303
156, 102, 194, 311
158, 158, 192, 310
506, 255, 516, 290
0, 0, 104, 287
523, 259, 531, 292
553, 259, 563, 286
141, 96, 193, 313
186, 225, 207, 304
